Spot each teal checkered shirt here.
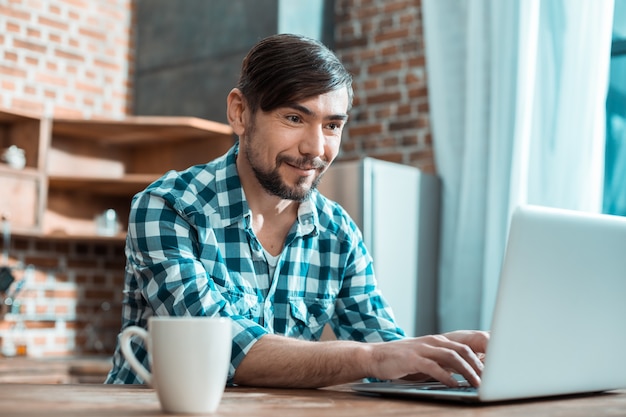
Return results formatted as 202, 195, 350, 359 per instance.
106, 144, 404, 384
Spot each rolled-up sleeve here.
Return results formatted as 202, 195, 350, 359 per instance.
122, 188, 268, 383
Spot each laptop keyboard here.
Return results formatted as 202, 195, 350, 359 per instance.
421, 385, 478, 393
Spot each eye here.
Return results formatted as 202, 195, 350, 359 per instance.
286, 115, 301, 124
326, 121, 344, 131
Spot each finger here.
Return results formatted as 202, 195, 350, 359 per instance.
452, 342, 484, 376
441, 349, 482, 387
444, 330, 490, 354
433, 336, 485, 378
417, 358, 462, 387
422, 343, 482, 387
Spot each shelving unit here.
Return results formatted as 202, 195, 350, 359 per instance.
0, 109, 49, 236
0, 108, 235, 241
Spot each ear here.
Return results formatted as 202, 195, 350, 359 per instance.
227, 88, 248, 137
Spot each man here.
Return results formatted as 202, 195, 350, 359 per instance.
106, 33, 488, 388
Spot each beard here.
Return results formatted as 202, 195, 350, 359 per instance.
249, 154, 327, 202
243, 122, 328, 202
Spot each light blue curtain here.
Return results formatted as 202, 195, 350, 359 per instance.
604, 1, 626, 215
422, 0, 614, 331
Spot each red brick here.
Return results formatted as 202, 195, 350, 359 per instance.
23, 255, 60, 268
374, 28, 410, 43
374, 107, 393, 118
54, 48, 84, 61
0, 5, 30, 20
408, 55, 426, 67
26, 27, 42, 38
6, 21, 21, 33
368, 60, 403, 74
33, 336, 47, 346
389, 119, 420, 131
24, 56, 39, 67
356, 5, 384, 20
84, 289, 116, 300
408, 86, 428, 99
4, 51, 18, 62
45, 289, 78, 298
384, 0, 414, 13
383, 76, 399, 87
348, 123, 384, 136
26, 321, 55, 330
359, 49, 377, 61
95, 58, 121, 71
1, 80, 16, 90
365, 91, 401, 105
35, 72, 68, 87
75, 81, 103, 95
336, 37, 368, 49
405, 72, 422, 85
400, 13, 416, 25
381, 45, 399, 56
37, 15, 69, 31
55, 305, 70, 315
78, 27, 107, 41
12, 38, 47, 53
340, 25, 355, 37
48, 32, 62, 43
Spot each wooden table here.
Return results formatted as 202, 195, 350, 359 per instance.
0, 356, 111, 384
0, 383, 624, 416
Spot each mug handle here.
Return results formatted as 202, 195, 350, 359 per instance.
120, 325, 153, 385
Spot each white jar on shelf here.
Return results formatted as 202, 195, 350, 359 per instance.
1, 145, 26, 170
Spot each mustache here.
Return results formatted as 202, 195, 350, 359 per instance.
278, 156, 328, 171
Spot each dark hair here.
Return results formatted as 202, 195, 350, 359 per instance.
237, 33, 353, 114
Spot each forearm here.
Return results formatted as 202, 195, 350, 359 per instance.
232, 334, 373, 388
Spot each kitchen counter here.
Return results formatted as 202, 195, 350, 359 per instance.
0, 355, 112, 384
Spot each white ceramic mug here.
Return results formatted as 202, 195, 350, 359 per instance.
120, 316, 231, 414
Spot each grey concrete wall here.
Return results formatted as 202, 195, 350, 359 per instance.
133, 0, 279, 123
133, 0, 334, 123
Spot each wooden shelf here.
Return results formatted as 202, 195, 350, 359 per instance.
1, 108, 234, 241
12, 229, 127, 242
48, 174, 159, 195
0, 164, 41, 178
51, 116, 233, 145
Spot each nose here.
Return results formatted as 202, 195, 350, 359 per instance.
299, 124, 325, 158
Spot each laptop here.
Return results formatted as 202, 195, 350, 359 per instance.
352, 204, 626, 403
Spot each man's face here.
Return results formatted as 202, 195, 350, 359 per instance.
241, 87, 350, 202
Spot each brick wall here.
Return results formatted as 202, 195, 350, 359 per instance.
0, 0, 432, 357
0, 0, 133, 118
335, 0, 433, 173
0, 238, 125, 357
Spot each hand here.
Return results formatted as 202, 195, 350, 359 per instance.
443, 330, 489, 360
365, 330, 489, 387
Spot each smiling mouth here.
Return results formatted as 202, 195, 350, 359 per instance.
287, 163, 319, 173
282, 158, 327, 175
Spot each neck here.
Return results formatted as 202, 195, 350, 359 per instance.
236, 152, 299, 256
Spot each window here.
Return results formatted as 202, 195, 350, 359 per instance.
603, 0, 626, 216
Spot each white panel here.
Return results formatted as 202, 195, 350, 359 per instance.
367, 159, 420, 337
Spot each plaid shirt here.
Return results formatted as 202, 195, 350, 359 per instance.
106, 144, 404, 384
